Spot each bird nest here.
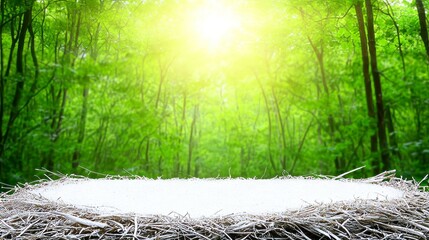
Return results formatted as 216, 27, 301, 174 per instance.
1, 170, 428, 239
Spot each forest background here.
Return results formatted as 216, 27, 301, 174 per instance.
0, 0, 428, 189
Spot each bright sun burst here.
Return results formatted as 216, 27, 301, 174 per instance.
193, 2, 241, 50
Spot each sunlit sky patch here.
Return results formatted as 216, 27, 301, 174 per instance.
191, 0, 242, 51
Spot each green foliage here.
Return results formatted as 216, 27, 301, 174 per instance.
0, 0, 428, 189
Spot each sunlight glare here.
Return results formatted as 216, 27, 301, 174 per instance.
193, 3, 241, 50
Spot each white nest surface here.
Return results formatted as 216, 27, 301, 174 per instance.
31, 178, 404, 218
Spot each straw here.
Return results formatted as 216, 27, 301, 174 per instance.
1, 171, 428, 239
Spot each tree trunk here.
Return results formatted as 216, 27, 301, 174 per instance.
3, 5, 32, 160
308, 36, 344, 173
72, 88, 88, 169
382, 0, 406, 73
72, 18, 100, 170
148, 58, 173, 174
0, 0, 5, 176
289, 120, 312, 174
416, 0, 429, 58
175, 92, 187, 176
271, 87, 287, 170
385, 105, 401, 159
355, 1, 379, 173
308, 37, 329, 97
144, 139, 150, 170
94, 116, 109, 169
256, 76, 277, 172
5, 16, 21, 78
28, 19, 39, 93
42, 86, 67, 170
70, 8, 85, 170
187, 104, 198, 177
365, 0, 390, 171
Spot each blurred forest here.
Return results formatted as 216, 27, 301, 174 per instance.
0, 0, 428, 188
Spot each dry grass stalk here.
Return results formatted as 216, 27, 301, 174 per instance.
1, 171, 428, 239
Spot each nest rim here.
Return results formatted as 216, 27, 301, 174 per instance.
1, 170, 428, 239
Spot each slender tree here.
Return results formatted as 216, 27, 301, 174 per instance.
174, 91, 187, 175
256, 73, 277, 172
0, 0, 5, 177
187, 104, 199, 176
307, 36, 343, 172
3, 3, 33, 163
271, 86, 287, 170
416, 0, 429, 58
355, 1, 379, 173
365, 0, 390, 171
72, 8, 102, 169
